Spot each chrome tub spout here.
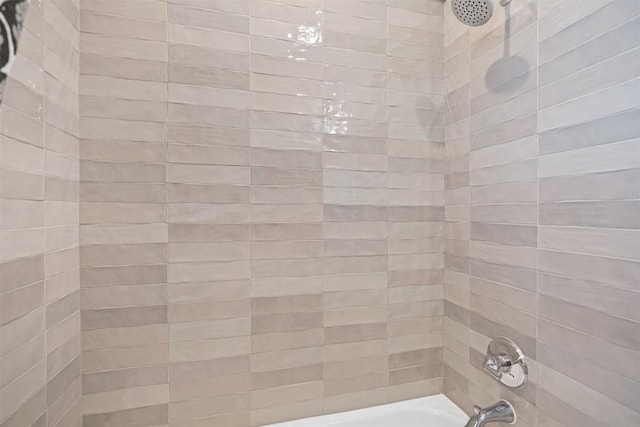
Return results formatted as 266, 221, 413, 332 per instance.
464, 400, 515, 427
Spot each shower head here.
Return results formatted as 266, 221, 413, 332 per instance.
451, 0, 494, 26
450, 0, 512, 27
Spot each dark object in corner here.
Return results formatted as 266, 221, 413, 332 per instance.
0, 0, 30, 104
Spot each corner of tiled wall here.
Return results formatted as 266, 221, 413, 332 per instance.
443, 0, 472, 413
0, 0, 82, 425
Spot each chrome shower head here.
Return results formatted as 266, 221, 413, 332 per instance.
451, 0, 494, 26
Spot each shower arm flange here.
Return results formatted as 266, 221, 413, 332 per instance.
444, 0, 512, 4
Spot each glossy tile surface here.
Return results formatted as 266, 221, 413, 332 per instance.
78, 1, 445, 425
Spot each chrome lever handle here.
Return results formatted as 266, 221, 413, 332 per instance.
482, 354, 510, 380
483, 337, 528, 388
482, 356, 503, 380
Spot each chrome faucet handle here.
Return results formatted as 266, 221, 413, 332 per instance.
483, 337, 528, 388
482, 354, 512, 380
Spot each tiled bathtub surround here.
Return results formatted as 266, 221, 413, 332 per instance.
0, 0, 81, 426
78, 1, 445, 425
443, 0, 640, 426
2, 1, 637, 426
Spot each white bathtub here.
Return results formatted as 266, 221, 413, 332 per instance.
266, 394, 468, 427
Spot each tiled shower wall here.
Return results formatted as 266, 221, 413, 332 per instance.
0, 0, 81, 426
3, 1, 636, 426
443, 0, 640, 426
78, 1, 445, 425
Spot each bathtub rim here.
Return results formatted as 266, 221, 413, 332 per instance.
264, 393, 469, 426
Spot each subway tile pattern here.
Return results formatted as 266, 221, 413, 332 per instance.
250, 1, 324, 424
4, 1, 634, 426
0, 0, 81, 426
168, 1, 251, 425
443, 0, 640, 426
78, 1, 445, 425
79, 1, 170, 426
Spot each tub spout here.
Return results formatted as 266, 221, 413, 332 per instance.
464, 400, 515, 427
